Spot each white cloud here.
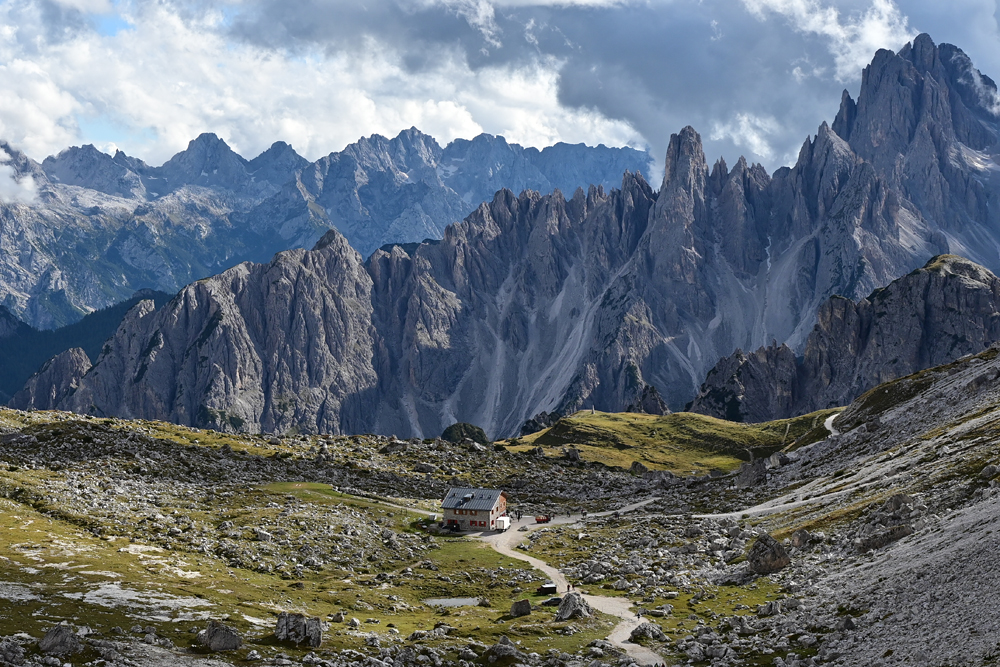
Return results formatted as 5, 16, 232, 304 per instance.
741, 0, 915, 81
710, 112, 781, 160
49, 0, 112, 12
0, 2, 644, 164
0, 153, 37, 204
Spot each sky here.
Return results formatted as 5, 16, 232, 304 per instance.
0, 0, 998, 182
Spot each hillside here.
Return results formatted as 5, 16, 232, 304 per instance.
509, 409, 838, 475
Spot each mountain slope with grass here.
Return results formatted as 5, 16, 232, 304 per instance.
507, 409, 839, 475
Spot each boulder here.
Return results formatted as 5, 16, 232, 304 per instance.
629, 461, 649, 475
509, 599, 531, 617
484, 636, 524, 663
196, 621, 243, 652
554, 592, 593, 621
275, 612, 323, 648
414, 463, 437, 473
747, 533, 791, 574
38, 625, 82, 656
735, 459, 767, 488
629, 622, 667, 643
790, 529, 817, 548
0, 638, 25, 665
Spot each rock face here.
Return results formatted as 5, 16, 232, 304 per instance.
19, 35, 1000, 437
38, 625, 82, 656
747, 534, 791, 574
0, 130, 648, 329
690, 255, 1000, 421
9, 347, 91, 411
196, 621, 243, 652
554, 592, 593, 621
274, 612, 323, 647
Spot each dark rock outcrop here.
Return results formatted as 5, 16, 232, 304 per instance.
509, 599, 531, 617
690, 255, 1000, 420
9, 348, 91, 411
747, 534, 791, 574
274, 612, 323, 648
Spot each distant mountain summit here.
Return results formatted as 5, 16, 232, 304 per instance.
0, 129, 650, 329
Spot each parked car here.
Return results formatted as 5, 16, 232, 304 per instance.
535, 515, 551, 523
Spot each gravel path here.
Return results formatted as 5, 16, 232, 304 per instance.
824, 412, 841, 436
478, 500, 663, 665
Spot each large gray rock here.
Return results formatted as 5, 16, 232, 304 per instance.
554, 592, 593, 621
0, 637, 25, 665
38, 625, 82, 656
629, 622, 667, 643
196, 621, 242, 652
274, 612, 323, 648
747, 534, 791, 574
509, 599, 531, 617
9, 347, 91, 411
484, 636, 524, 663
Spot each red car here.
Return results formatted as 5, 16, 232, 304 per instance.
535, 515, 551, 523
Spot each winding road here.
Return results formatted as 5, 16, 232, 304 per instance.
477, 500, 663, 665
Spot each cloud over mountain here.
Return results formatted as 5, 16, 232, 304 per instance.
0, 0, 996, 173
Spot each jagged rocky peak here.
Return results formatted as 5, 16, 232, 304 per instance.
842, 33, 999, 234
660, 125, 708, 194
9, 347, 91, 412
689, 254, 1000, 422
247, 140, 309, 185
42, 144, 146, 199
157, 132, 251, 191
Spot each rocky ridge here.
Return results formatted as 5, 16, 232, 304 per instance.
0, 132, 648, 329
689, 254, 1000, 421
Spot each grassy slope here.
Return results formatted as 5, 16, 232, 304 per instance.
508, 409, 839, 475
0, 409, 616, 660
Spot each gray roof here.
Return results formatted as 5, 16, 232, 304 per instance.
442, 487, 504, 511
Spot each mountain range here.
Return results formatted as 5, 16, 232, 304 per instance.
11, 33, 1000, 439
0, 129, 649, 329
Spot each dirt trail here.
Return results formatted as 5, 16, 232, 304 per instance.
478, 500, 663, 665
